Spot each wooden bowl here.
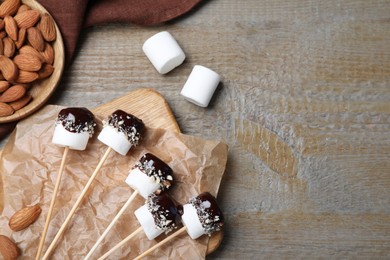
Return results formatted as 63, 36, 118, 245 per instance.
0, 0, 65, 123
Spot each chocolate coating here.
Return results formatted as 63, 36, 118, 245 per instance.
105, 110, 145, 145
56, 107, 96, 136
178, 192, 224, 235
134, 153, 174, 192
146, 193, 180, 233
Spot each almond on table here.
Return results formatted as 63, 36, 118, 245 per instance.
8, 204, 42, 231
0, 235, 20, 260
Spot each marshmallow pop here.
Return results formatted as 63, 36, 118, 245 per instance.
42, 110, 145, 260
133, 192, 224, 260
85, 153, 173, 259
52, 107, 96, 150
98, 193, 180, 260
98, 109, 145, 155
126, 153, 173, 199
36, 107, 96, 259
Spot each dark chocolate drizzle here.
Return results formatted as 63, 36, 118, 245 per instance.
178, 192, 224, 235
103, 110, 145, 145
133, 153, 173, 192
146, 193, 180, 233
56, 107, 96, 136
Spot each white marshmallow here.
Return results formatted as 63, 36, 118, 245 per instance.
125, 168, 160, 199
134, 204, 164, 240
180, 65, 221, 107
143, 31, 185, 74
181, 203, 205, 239
97, 125, 132, 156
52, 124, 90, 151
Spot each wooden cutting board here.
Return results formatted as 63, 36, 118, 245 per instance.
96, 88, 223, 255
49, 88, 221, 255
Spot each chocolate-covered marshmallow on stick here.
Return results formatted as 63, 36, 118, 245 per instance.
134, 192, 224, 260
36, 107, 96, 259
42, 110, 145, 259
84, 153, 174, 259
98, 192, 180, 260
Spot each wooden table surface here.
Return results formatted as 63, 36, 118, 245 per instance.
3, 0, 390, 258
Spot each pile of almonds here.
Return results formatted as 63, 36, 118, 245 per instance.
0, 0, 56, 117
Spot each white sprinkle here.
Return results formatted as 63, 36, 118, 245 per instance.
202, 201, 211, 209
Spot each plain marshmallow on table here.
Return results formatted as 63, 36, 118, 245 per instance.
180, 203, 206, 239
52, 124, 90, 150
125, 167, 160, 199
98, 125, 133, 155
143, 31, 185, 74
180, 65, 221, 107
134, 205, 165, 240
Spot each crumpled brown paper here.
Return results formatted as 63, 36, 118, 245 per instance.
0, 105, 228, 259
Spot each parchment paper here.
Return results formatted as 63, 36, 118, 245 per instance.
0, 105, 228, 259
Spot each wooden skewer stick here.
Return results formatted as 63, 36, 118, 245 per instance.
98, 226, 144, 260
84, 190, 139, 260
133, 226, 187, 260
36, 146, 70, 260
42, 147, 113, 260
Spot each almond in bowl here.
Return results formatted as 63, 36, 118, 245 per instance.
0, 0, 64, 123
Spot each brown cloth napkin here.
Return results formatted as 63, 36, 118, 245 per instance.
0, 0, 202, 140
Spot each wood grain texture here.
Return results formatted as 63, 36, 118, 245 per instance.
1, 0, 390, 258
93, 88, 180, 132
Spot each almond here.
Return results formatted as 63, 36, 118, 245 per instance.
38, 63, 54, 79
9, 204, 41, 231
3, 37, 15, 57
0, 30, 6, 39
27, 26, 44, 51
0, 102, 14, 116
19, 44, 44, 62
0, 0, 20, 18
0, 235, 20, 260
0, 80, 10, 92
0, 84, 25, 102
14, 26, 25, 49
16, 4, 30, 14
0, 55, 18, 81
4, 15, 17, 41
9, 92, 31, 110
40, 42, 54, 64
38, 13, 55, 42
16, 70, 38, 83
13, 53, 42, 71
14, 9, 40, 29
